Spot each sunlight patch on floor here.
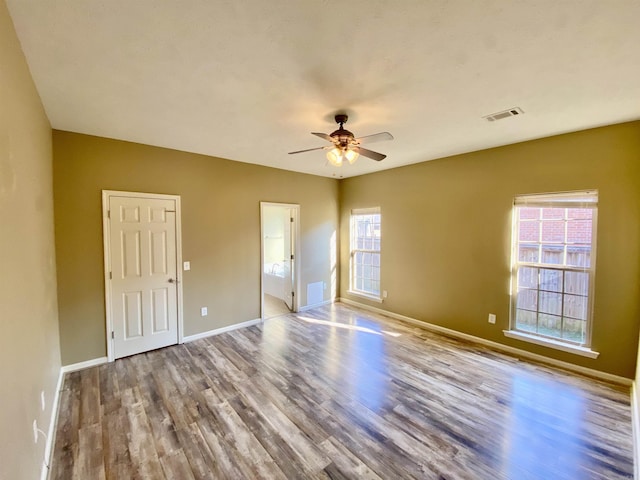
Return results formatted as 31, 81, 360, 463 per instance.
295, 315, 401, 337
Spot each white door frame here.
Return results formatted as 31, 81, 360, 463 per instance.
260, 202, 301, 318
102, 190, 184, 362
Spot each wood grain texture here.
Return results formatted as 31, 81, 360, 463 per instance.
49, 303, 634, 479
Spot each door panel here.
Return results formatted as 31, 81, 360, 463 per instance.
151, 288, 169, 332
123, 291, 143, 339
109, 196, 178, 358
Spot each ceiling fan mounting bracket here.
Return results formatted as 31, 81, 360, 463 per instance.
334, 114, 348, 126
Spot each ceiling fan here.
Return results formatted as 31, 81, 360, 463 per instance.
288, 114, 393, 166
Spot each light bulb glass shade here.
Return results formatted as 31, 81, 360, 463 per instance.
326, 147, 343, 166
344, 149, 359, 164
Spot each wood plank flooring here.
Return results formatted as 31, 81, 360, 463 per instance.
263, 294, 291, 319
49, 304, 634, 479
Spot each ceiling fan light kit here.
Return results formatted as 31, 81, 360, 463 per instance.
289, 114, 393, 167
327, 147, 359, 166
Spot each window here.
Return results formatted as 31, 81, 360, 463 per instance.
509, 191, 597, 349
350, 208, 381, 299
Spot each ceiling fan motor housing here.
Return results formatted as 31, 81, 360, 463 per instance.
331, 114, 355, 147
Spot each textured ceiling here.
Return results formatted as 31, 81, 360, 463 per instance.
6, 0, 640, 178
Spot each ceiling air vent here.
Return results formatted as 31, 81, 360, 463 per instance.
483, 107, 524, 122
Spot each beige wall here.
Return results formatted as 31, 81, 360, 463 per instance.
0, 1, 61, 478
340, 121, 640, 378
53, 131, 339, 365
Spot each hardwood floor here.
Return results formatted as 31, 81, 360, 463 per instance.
263, 294, 291, 319
49, 304, 634, 479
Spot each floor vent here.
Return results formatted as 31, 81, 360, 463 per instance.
483, 107, 524, 122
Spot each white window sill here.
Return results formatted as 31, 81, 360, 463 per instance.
347, 290, 383, 304
503, 330, 599, 359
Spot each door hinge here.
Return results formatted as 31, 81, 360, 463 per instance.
292, 291, 295, 297
111, 331, 114, 339
290, 254, 294, 260
290, 217, 294, 223
107, 210, 111, 219
109, 271, 112, 280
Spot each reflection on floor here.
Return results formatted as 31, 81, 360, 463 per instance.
50, 303, 634, 479
263, 293, 291, 318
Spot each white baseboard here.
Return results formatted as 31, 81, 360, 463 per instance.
632, 381, 640, 480
338, 297, 632, 386
182, 318, 262, 343
61, 356, 109, 373
298, 299, 333, 312
40, 368, 64, 480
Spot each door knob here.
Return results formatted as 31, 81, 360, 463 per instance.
168, 278, 176, 283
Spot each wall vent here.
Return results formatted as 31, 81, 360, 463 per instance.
483, 107, 524, 122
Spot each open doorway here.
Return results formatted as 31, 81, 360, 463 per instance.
260, 202, 300, 319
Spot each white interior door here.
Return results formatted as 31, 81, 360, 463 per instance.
108, 195, 179, 359
282, 208, 294, 310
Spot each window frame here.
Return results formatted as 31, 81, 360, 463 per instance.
507, 191, 599, 356
348, 207, 382, 302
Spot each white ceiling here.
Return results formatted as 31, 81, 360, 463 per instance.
7, 1, 640, 178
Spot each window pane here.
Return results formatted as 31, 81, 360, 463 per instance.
518, 267, 538, 289
519, 208, 540, 220
563, 318, 586, 343
542, 208, 564, 220
516, 309, 537, 333
565, 271, 589, 296
539, 291, 562, 315
364, 264, 372, 279
563, 294, 587, 320
519, 244, 539, 263
538, 314, 562, 339
541, 245, 563, 265
567, 220, 592, 245
519, 221, 539, 242
541, 220, 565, 243
516, 289, 537, 311
566, 247, 591, 268
539, 269, 562, 292
568, 208, 593, 220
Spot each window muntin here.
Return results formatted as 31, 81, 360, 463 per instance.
511, 192, 597, 346
350, 208, 381, 297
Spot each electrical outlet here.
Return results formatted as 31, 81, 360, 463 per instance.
488, 313, 496, 324
41, 391, 45, 411
383, 290, 388, 299
201, 307, 208, 316
32, 420, 38, 443
183, 261, 190, 271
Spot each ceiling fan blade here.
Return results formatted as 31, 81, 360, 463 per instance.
311, 132, 334, 142
355, 132, 394, 144
355, 146, 386, 162
288, 146, 327, 155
